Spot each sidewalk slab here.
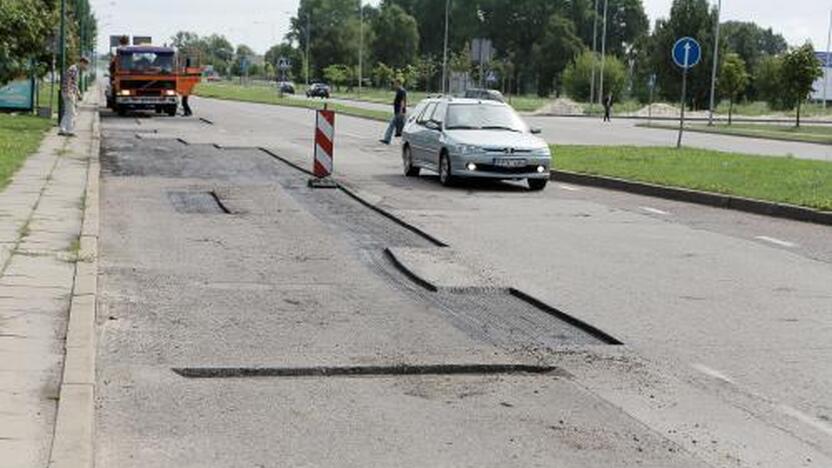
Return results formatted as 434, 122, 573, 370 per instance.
0, 89, 99, 468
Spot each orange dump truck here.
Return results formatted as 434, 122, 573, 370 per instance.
107, 45, 201, 116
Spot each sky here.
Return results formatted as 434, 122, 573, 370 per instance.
91, 0, 831, 56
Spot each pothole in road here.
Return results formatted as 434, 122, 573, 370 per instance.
168, 191, 231, 214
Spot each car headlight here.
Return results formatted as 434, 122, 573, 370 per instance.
118, 89, 132, 96
457, 144, 483, 155
164, 89, 176, 96
533, 146, 552, 157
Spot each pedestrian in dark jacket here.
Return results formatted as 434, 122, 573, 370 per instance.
603, 93, 613, 122
380, 79, 407, 145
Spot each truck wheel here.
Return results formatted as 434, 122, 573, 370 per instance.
116, 105, 126, 117
166, 106, 177, 117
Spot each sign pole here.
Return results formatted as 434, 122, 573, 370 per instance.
672, 37, 700, 149
677, 67, 688, 148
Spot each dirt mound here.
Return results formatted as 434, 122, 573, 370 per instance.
633, 103, 680, 118
535, 98, 584, 115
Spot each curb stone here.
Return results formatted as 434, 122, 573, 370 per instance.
48, 91, 100, 468
551, 170, 832, 226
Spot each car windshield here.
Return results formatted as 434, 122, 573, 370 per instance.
445, 104, 527, 132
119, 52, 175, 73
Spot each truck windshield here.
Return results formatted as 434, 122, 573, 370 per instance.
119, 52, 175, 73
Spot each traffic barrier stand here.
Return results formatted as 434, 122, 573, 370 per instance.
308, 108, 338, 189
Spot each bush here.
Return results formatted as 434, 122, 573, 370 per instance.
563, 52, 627, 102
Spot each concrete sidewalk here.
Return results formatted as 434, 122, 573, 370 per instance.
0, 91, 99, 467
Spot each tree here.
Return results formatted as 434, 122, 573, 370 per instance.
372, 62, 395, 87
721, 21, 787, 99
233, 45, 255, 76
755, 55, 784, 109
289, 0, 362, 79
563, 51, 627, 101
781, 44, 822, 127
646, 0, 719, 109
533, 14, 585, 97
372, 4, 419, 69
324, 64, 352, 90
604, 0, 650, 57
0, 0, 58, 84
718, 53, 749, 124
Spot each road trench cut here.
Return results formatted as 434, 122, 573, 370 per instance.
115, 130, 621, 380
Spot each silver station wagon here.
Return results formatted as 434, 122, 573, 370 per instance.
401, 96, 551, 190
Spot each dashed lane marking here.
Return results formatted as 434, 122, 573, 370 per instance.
640, 206, 670, 215
557, 184, 580, 191
691, 363, 734, 384
754, 236, 797, 248
778, 405, 832, 436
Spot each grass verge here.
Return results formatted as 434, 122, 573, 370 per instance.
0, 114, 53, 190
640, 123, 832, 145
553, 145, 832, 211
195, 82, 391, 121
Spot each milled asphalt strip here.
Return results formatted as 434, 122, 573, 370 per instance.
48, 100, 100, 468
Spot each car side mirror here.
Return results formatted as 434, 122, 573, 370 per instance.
530, 127, 542, 135
425, 120, 441, 131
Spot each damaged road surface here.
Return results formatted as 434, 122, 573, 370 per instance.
96, 114, 708, 467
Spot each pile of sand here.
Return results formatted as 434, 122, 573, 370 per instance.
534, 98, 584, 115
632, 103, 680, 118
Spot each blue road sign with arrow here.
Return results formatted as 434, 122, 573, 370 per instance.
672, 37, 701, 70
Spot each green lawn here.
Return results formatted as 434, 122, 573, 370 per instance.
641, 122, 832, 145
0, 114, 53, 190
553, 145, 832, 211
195, 82, 391, 121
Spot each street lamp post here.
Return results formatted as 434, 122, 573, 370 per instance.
59, 0, 67, 120
824, 9, 832, 108
589, 0, 599, 114
598, 0, 608, 107
306, 13, 311, 87
359, 0, 363, 97
441, 0, 450, 94
708, 0, 722, 126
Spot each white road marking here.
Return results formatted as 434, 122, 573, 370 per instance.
640, 206, 670, 215
557, 184, 580, 191
754, 236, 797, 248
778, 405, 832, 436
691, 363, 734, 384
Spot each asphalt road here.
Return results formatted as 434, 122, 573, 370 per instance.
286, 92, 832, 161
96, 98, 832, 467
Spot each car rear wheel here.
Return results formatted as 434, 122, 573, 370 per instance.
403, 146, 420, 177
528, 178, 548, 191
439, 153, 455, 187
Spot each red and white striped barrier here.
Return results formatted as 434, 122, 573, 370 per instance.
314, 110, 335, 178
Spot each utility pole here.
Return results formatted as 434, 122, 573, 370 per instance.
305, 13, 311, 87
359, 0, 363, 97
59, 0, 67, 120
825, 9, 832, 108
708, 0, 722, 125
598, 0, 608, 108
442, 0, 450, 94
589, 0, 599, 114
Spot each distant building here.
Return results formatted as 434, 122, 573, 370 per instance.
811, 51, 832, 102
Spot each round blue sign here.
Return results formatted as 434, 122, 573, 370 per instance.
672, 37, 701, 69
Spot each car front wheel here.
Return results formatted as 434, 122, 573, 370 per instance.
403, 146, 420, 177
528, 178, 548, 191
439, 153, 455, 187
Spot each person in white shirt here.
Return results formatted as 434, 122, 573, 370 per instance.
59, 57, 89, 137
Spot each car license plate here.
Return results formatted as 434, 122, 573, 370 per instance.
493, 158, 527, 168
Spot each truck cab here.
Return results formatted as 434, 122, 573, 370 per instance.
108, 46, 180, 116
